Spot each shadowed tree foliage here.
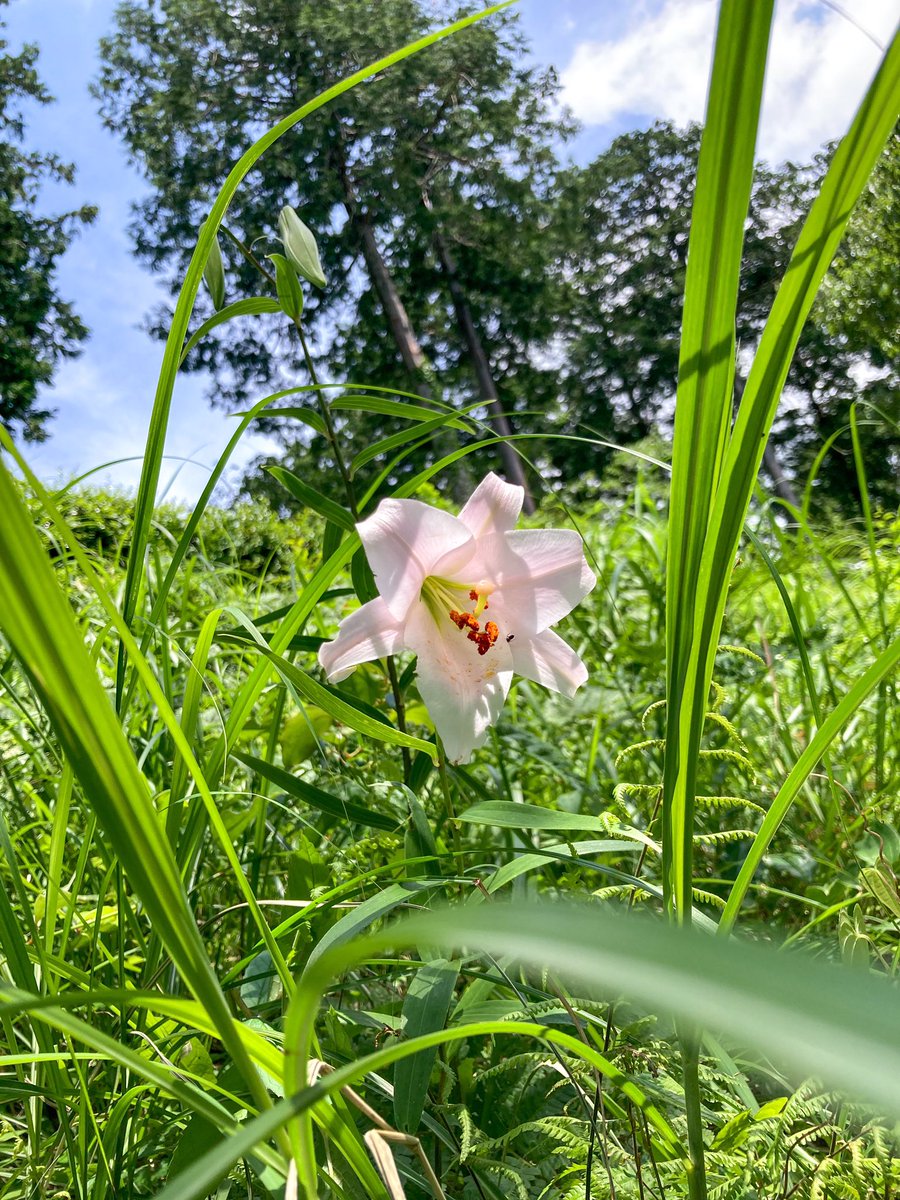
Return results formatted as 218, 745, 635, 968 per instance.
816, 123, 899, 506
94, 0, 571, 503
0, 1, 96, 442
95, 6, 893, 513
548, 122, 897, 510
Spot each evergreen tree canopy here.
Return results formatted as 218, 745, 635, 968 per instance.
94, 0, 570, 500
549, 122, 897, 509
0, 0, 96, 442
94, 3, 895, 510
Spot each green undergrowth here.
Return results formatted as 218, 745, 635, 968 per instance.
1, 476, 897, 1198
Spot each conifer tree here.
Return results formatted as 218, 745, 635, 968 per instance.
95, 0, 570, 503
0, 1, 96, 442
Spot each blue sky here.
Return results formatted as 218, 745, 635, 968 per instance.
5, 0, 897, 504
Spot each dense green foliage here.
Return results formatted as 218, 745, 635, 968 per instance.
0, 1, 96, 442
0, 480, 897, 1197
26, 484, 305, 575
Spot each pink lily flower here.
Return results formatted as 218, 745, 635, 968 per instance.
319, 473, 596, 764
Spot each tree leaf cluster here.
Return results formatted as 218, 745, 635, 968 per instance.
0, 1, 96, 442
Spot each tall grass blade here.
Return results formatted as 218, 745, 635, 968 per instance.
663, 0, 774, 919
118, 2, 515, 694
719, 634, 900, 932
0, 461, 273, 1114
680, 25, 900, 922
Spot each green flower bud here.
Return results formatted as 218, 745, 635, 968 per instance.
201, 220, 226, 311
267, 253, 304, 320
278, 205, 326, 289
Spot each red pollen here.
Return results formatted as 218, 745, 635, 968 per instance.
451, 608, 482, 633
468, 589, 479, 601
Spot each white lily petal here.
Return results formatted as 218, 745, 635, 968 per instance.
357, 499, 474, 621
510, 628, 588, 698
318, 597, 403, 683
405, 603, 513, 765
458, 471, 524, 538
474, 529, 596, 634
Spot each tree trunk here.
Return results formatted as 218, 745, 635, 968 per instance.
734, 371, 800, 511
432, 228, 536, 513
336, 156, 471, 501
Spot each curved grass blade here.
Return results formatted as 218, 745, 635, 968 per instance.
718, 635, 900, 933
688, 29, 900, 853
119, 2, 516, 680
0, 460, 277, 1118
157, 1012, 684, 1200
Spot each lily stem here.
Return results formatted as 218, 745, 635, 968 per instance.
436, 737, 463, 864
291, 318, 358, 517
385, 655, 411, 784
289, 312, 411, 785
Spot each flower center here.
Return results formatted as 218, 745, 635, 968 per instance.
421, 576, 500, 656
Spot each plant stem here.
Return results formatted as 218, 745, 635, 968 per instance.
385, 654, 411, 783
680, 1028, 708, 1200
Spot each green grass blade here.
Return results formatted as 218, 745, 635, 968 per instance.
692, 29, 900, 778
313, 901, 900, 1116
393, 958, 459, 1132
663, 0, 775, 919
0, 461, 273, 1116
119, 2, 516, 674
719, 635, 900, 932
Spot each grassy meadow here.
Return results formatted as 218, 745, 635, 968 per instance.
0, 470, 897, 1198
0, 3, 898, 1199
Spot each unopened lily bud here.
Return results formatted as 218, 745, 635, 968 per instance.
201, 220, 226, 311
278, 205, 326, 290
267, 253, 304, 320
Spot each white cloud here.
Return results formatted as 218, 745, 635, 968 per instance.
561, 0, 897, 163
23, 360, 282, 507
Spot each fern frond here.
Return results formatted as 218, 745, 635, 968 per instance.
592, 883, 656, 903
693, 828, 757, 845
718, 643, 766, 667
615, 738, 665, 766
704, 711, 750, 753
641, 698, 666, 730
695, 792, 765, 814
457, 1104, 482, 1163
614, 781, 662, 803
691, 887, 726, 909
697, 746, 757, 777
462, 1155, 531, 1200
